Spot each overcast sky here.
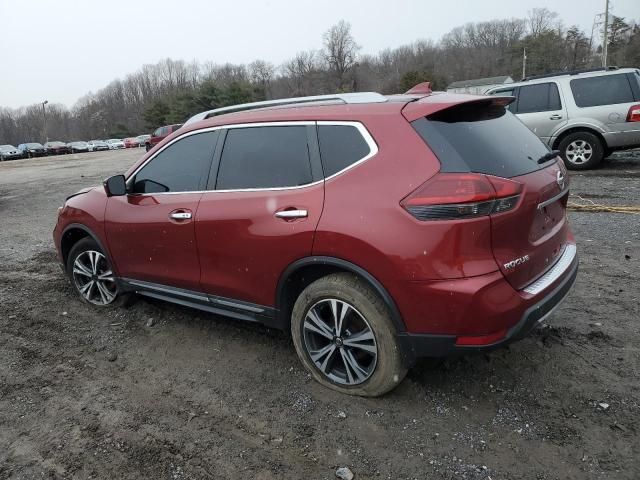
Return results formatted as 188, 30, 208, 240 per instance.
0, 0, 637, 109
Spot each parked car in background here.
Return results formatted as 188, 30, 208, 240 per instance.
106, 139, 125, 150
145, 124, 182, 151
136, 134, 151, 147
87, 140, 109, 152
0, 144, 23, 160
18, 142, 46, 158
123, 137, 139, 148
54, 89, 578, 396
68, 141, 90, 153
44, 141, 70, 155
487, 67, 640, 170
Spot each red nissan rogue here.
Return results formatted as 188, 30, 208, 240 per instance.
53, 84, 578, 396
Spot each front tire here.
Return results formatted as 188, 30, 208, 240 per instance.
66, 237, 124, 307
558, 131, 604, 170
291, 273, 407, 397
145, 143, 151, 152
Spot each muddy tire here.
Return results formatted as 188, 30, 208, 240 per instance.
66, 237, 128, 307
291, 273, 407, 397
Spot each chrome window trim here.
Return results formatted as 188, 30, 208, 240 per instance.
126, 120, 378, 195
522, 243, 577, 295
317, 121, 379, 182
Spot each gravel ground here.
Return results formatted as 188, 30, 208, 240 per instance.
0, 149, 639, 479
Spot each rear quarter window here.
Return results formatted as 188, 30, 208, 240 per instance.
317, 124, 371, 177
412, 102, 550, 178
570, 74, 635, 107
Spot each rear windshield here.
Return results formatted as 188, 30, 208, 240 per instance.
411, 102, 550, 178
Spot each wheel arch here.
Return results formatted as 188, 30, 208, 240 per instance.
551, 125, 608, 151
60, 223, 115, 274
276, 256, 406, 334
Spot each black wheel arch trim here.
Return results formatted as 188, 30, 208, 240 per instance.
276, 256, 407, 333
60, 223, 118, 276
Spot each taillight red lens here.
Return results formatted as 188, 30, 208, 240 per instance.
402, 173, 495, 206
401, 173, 523, 221
627, 104, 640, 122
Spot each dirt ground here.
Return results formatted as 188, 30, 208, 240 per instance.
0, 149, 639, 480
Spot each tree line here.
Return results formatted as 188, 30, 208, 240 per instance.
1, 8, 639, 145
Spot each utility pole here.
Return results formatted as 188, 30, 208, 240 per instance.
522, 48, 527, 80
602, 0, 610, 67
41, 100, 48, 144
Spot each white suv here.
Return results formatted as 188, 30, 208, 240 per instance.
487, 67, 640, 170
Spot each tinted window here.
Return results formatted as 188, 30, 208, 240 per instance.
132, 131, 218, 193
318, 125, 371, 177
216, 126, 312, 189
516, 83, 561, 113
570, 74, 634, 107
412, 102, 550, 178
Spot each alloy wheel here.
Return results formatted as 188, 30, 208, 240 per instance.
565, 140, 593, 165
302, 299, 378, 385
72, 250, 117, 305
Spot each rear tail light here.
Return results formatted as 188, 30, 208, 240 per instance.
627, 104, 640, 122
401, 173, 523, 221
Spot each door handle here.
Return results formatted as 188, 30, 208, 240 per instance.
549, 114, 562, 120
169, 211, 192, 220
275, 209, 308, 219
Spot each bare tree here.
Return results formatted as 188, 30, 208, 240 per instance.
322, 20, 360, 90
249, 60, 275, 97
527, 8, 560, 37
282, 50, 319, 96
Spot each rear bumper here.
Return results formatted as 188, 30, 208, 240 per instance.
603, 129, 640, 149
397, 249, 578, 365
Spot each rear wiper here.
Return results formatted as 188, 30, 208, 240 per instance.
537, 150, 561, 164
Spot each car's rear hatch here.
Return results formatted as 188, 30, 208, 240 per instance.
405, 96, 570, 291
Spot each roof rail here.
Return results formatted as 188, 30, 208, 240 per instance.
521, 66, 618, 82
183, 92, 388, 126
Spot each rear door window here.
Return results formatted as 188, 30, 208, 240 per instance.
215, 126, 312, 190
132, 131, 218, 193
412, 101, 550, 178
570, 74, 635, 107
516, 83, 561, 113
317, 124, 371, 177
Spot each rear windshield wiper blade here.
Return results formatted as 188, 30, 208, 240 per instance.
537, 150, 561, 164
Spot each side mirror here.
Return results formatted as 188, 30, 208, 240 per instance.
104, 175, 127, 197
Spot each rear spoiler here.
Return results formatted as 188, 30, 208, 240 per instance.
402, 95, 515, 122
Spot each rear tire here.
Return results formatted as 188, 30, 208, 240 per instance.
558, 131, 604, 170
291, 273, 407, 397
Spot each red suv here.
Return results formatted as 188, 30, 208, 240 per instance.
145, 124, 183, 151
53, 86, 578, 396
